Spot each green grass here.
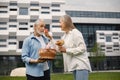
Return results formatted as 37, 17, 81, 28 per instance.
0, 72, 120, 80
89, 72, 120, 80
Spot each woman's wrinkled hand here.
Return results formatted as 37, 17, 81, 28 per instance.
58, 46, 66, 53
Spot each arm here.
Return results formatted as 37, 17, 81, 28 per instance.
66, 31, 87, 56
66, 35, 87, 56
59, 31, 87, 56
21, 38, 31, 63
21, 38, 45, 64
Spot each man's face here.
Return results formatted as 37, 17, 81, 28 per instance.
35, 21, 45, 35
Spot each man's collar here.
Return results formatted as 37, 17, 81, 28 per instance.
31, 33, 46, 39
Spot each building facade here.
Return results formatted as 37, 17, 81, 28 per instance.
96, 31, 120, 57
0, 0, 65, 75
66, 6, 120, 70
96, 31, 120, 70
0, 0, 120, 75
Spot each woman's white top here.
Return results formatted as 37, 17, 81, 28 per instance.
61, 28, 92, 72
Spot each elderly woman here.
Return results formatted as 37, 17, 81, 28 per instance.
58, 15, 92, 80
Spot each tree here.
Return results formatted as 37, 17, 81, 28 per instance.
90, 42, 105, 70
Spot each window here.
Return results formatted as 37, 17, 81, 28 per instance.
52, 4, 60, 7
66, 11, 120, 18
9, 25, 17, 28
101, 45, 105, 47
30, 25, 33, 28
113, 37, 118, 39
107, 51, 112, 52
30, 3, 39, 6
52, 25, 60, 28
0, 27, 7, 30
113, 45, 119, 47
114, 49, 119, 51
106, 36, 111, 42
10, 9, 17, 11
113, 33, 118, 36
41, 7, 50, 9
0, 45, 6, 47
52, 9, 60, 12
0, 6, 7, 8
19, 22, 28, 25
9, 42, 16, 45
0, 39, 6, 42
106, 47, 112, 49
100, 37, 104, 39
99, 33, 104, 36
9, 36, 16, 39
10, 3, 17, 6
30, 9, 39, 11
101, 49, 105, 51
0, 22, 7, 25
19, 8, 28, 15
9, 19, 17, 22
45, 24, 50, 31
53, 36, 61, 39
41, 12, 50, 14
19, 41, 23, 49
52, 20, 59, 23
19, 28, 28, 30
82, 26, 88, 33
0, 11, 7, 13
30, 19, 37, 22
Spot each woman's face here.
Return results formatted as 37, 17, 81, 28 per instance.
59, 18, 67, 31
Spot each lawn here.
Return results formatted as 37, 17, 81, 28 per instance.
0, 72, 120, 80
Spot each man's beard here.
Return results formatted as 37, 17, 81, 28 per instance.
37, 29, 44, 35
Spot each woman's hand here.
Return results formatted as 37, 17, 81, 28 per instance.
58, 46, 66, 53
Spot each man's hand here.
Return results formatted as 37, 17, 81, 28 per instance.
37, 58, 46, 63
30, 58, 46, 63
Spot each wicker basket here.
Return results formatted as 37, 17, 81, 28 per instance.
39, 49, 56, 60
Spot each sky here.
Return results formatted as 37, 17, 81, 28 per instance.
65, 0, 120, 11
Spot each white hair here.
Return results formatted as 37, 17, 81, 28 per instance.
60, 15, 75, 29
34, 19, 44, 26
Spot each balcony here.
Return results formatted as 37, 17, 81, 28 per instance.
52, 28, 63, 36
52, 12, 65, 17
0, 46, 8, 53
8, 45, 17, 51
39, 14, 52, 24
9, 11, 18, 16
17, 15, 30, 22
16, 30, 30, 40
0, 30, 9, 38
0, 13, 9, 18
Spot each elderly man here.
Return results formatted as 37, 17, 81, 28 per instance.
21, 19, 51, 80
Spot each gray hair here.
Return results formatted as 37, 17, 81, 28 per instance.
60, 15, 75, 29
34, 19, 44, 26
